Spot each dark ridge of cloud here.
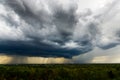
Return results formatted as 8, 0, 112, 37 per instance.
0, 41, 92, 58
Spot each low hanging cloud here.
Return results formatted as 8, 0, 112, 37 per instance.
0, 0, 120, 58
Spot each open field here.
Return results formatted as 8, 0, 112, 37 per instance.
0, 64, 120, 80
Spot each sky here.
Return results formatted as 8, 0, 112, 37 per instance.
0, 0, 120, 64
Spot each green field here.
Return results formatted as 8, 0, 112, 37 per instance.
0, 64, 120, 80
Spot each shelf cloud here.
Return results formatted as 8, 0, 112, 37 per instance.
0, 0, 120, 58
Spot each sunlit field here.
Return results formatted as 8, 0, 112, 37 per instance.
0, 64, 120, 80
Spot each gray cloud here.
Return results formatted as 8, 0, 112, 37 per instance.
0, 0, 120, 58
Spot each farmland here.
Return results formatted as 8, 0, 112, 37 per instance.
0, 64, 120, 80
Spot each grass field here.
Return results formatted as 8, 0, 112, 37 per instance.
0, 64, 120, 80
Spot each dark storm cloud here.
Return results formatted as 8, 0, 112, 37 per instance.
0, 0, 120, 58
0, 41, 90, 58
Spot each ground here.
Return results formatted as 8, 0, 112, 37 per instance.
0, 64, 120, 80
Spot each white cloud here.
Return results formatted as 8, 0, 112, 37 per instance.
0, 3, 26, 41
62, 41, 80, 49
77, 0, 108, 12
